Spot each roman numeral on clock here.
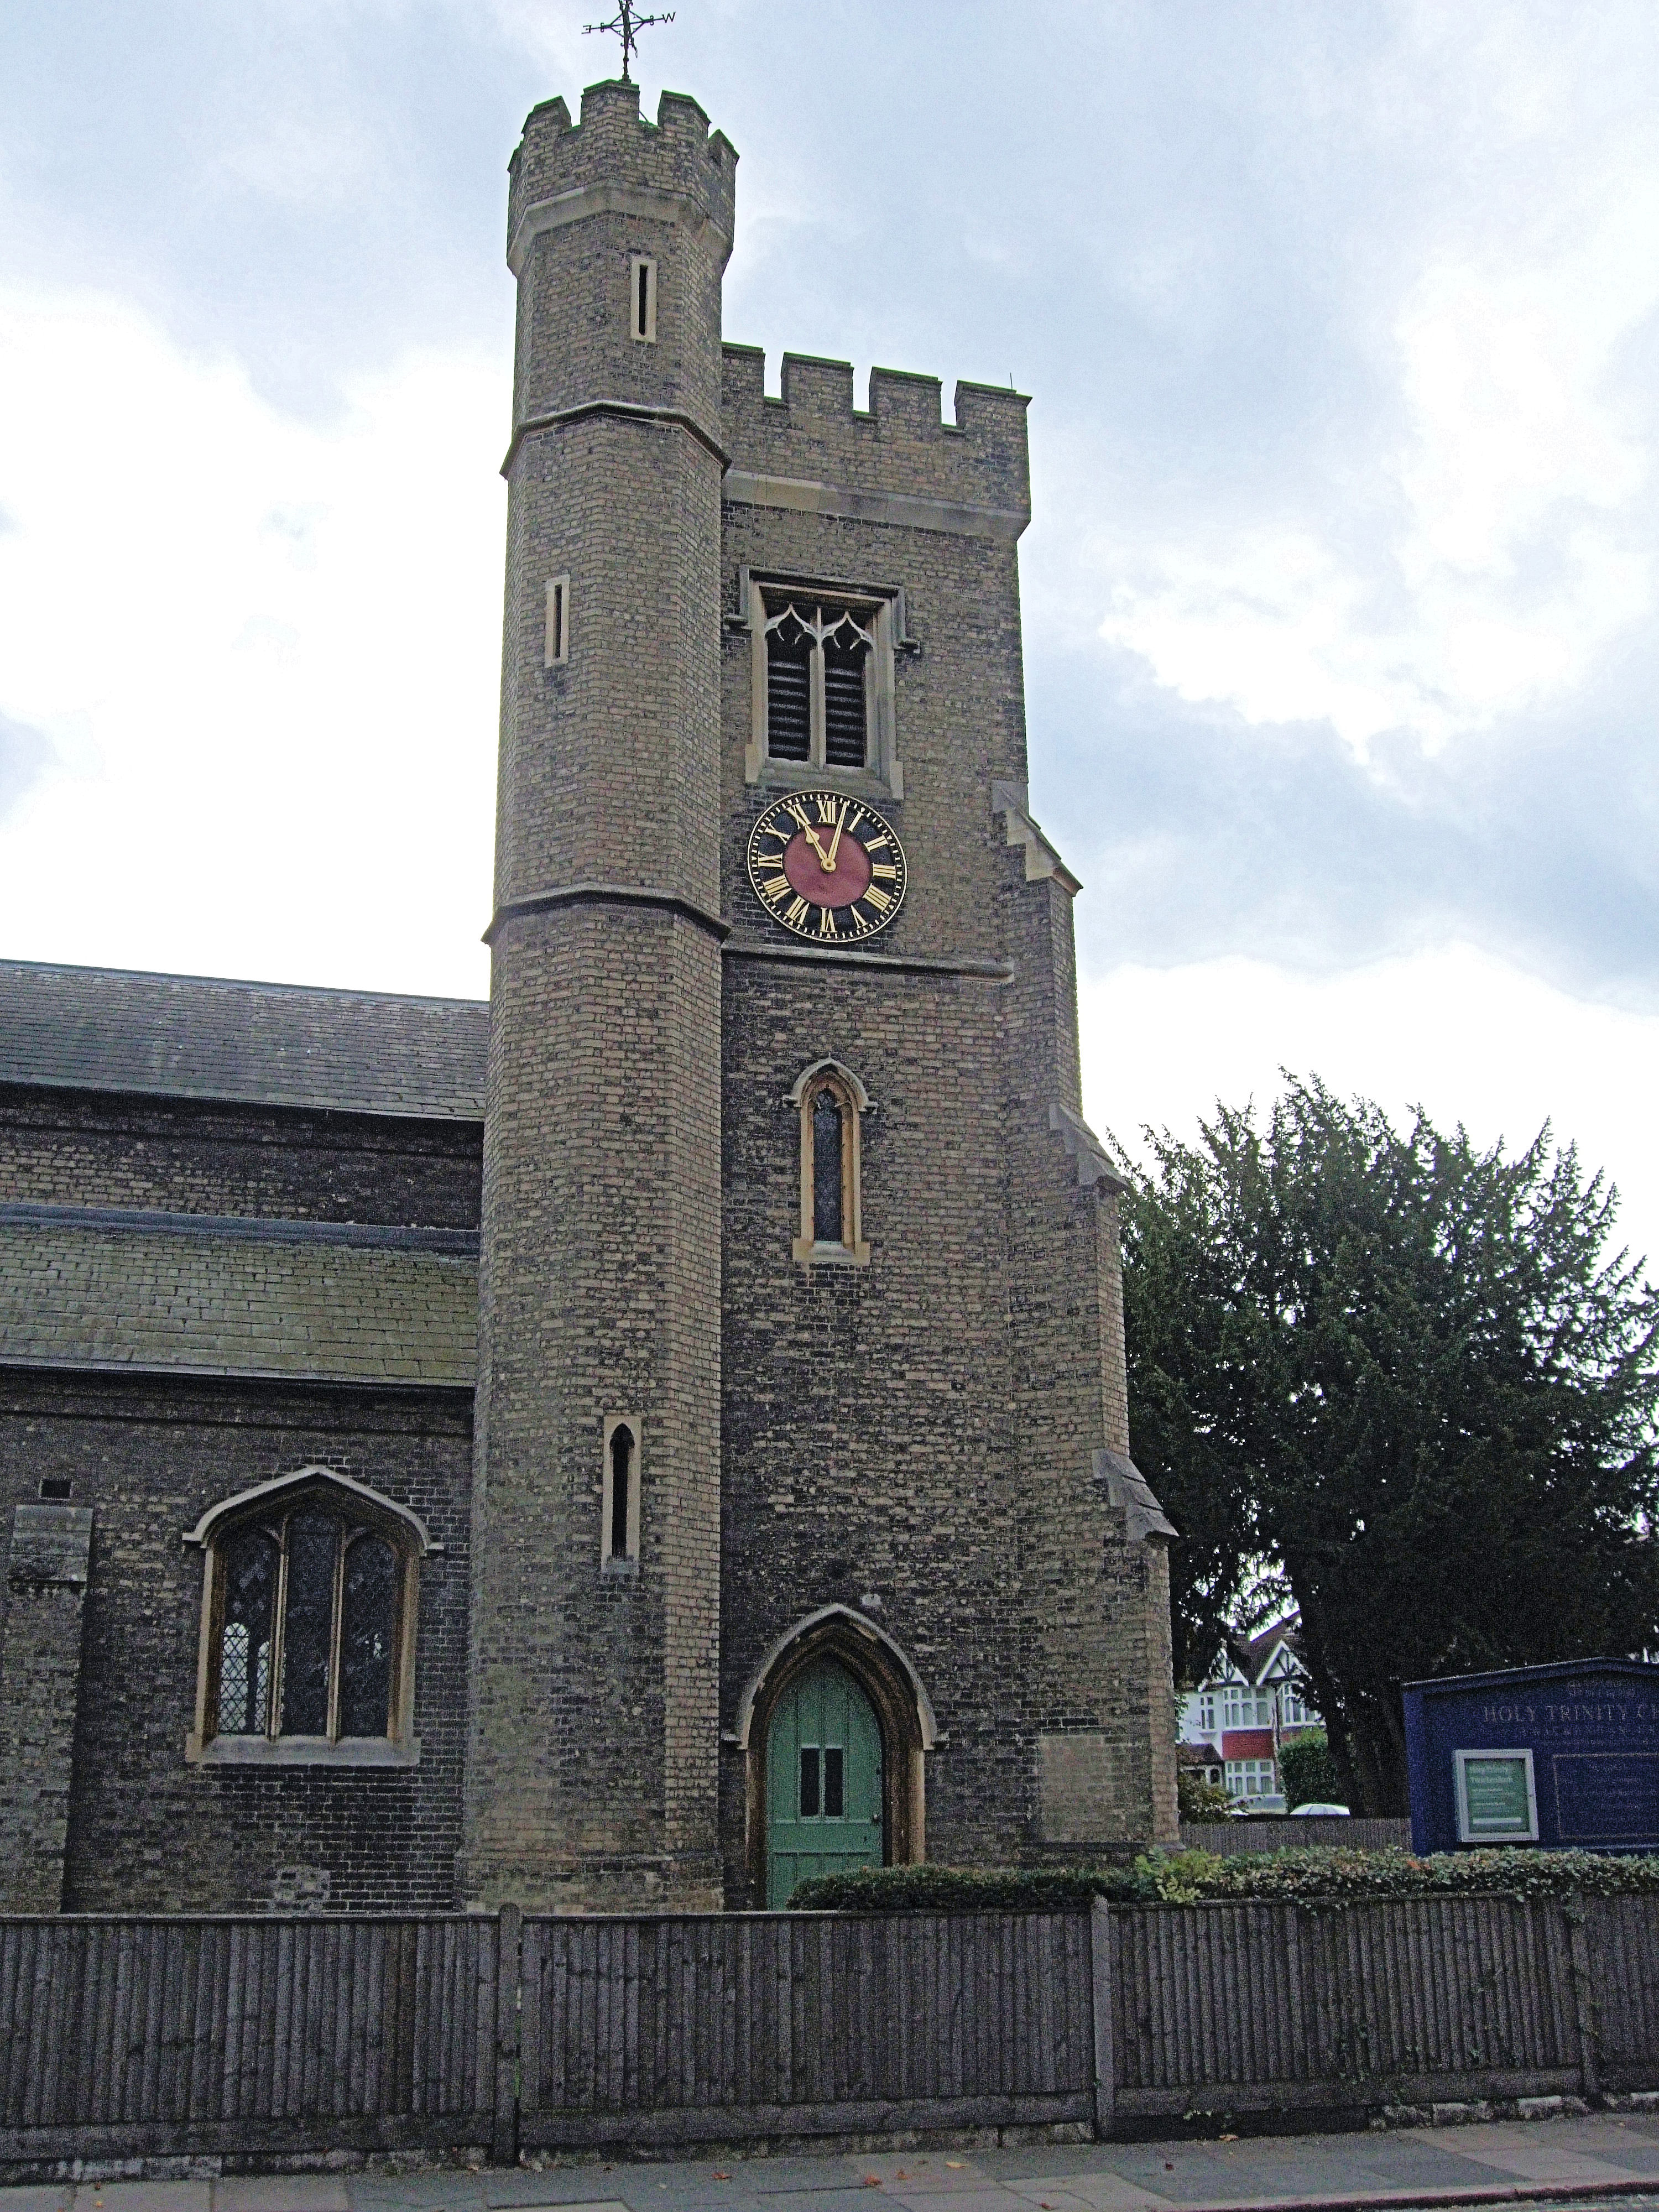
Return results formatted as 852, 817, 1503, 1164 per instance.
748, 791, 906, 945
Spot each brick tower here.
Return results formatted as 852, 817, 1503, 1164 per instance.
463, 82, 736, 1908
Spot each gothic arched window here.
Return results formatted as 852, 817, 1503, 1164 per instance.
789, 1060, 872, 1266
761, 597, 875, 770
602, 1413, 641, 1573
185, 1468, 426, 1766
742, 573, 909, 795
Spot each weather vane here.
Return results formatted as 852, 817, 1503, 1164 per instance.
583, 0, 675, 82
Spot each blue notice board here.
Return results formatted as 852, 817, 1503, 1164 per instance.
1403, 1659, 1659, 1856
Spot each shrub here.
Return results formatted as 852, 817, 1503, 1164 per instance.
787, 1846, 1659, 1912
1177, 1769, 1233, 1820
1279, 1729, 1344, 1810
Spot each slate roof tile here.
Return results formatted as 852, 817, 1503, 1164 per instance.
0, 1219, 477, 1386
0, 958, 488, 1120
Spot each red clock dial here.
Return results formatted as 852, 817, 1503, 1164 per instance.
782, 825, 872, 907
745, 791, 907, 942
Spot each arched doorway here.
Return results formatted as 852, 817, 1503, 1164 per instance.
765, 1660, 884, 1907
738, 1608, 936, 1909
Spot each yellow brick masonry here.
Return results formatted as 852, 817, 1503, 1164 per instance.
0, 1222, 476, 1385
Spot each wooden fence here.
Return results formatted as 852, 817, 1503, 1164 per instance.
0, 1895, 1655, 2171
519, 1908, 1093, 2148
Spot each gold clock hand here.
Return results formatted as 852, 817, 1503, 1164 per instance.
825, 802, 847, 868
802, 823, 836, 872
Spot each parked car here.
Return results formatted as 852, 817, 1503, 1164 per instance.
1288, 1801, 1350, 1815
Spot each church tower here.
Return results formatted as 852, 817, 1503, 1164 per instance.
468, 70, 1178, 1916
464, 82, 736, 1908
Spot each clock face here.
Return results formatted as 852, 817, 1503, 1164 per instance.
746, 791, 907, 943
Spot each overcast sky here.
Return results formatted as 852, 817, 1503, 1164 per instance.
2, 1, 1656, 1266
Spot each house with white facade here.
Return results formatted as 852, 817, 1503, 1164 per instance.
1179, 1615, 1322, 1809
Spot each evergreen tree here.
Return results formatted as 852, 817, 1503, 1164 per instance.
1120, 1077, 1659, 1813
1279, 1727, 1343, 1809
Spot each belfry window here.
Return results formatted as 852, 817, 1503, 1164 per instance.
602, 1413, 642, 1571
743, 573, 906, 794
763, 598, 874, 770
187, 1469, 424, 1762
790, 1060, 871, 1267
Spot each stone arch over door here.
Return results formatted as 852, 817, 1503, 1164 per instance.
734, 1605, 936, 1907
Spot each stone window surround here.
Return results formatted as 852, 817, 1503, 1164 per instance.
733, 567, 915, 797
786, 1057, 871, 1267
544, 573, 570, 666
601, 1411, 643, 1578
629, 253, 658, 344
182, 1465, 432, 1770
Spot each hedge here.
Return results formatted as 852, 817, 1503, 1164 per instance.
787, 1845, 1659, 1912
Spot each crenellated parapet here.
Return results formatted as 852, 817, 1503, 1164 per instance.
509, 80, 737, 271
722, 345, 1030, 540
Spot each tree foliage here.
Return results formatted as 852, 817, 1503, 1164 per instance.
1279, 1728, 1343, 1809
1120, 1077, 1659, 1814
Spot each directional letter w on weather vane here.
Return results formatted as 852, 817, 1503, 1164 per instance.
583, 0, 675, 83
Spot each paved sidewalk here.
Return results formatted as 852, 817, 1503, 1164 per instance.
9, 2115, 1659, 2212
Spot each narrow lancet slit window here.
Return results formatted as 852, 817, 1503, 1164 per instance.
630, 255, 657, 343
791, 1061, 872, 1266
610, 1423, 634, 1561
813, 1089, 844, 1244
544, 575, 570, 666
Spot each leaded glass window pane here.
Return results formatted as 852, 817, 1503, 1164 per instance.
280, 1510, 337, 1736
220, 1527, 277, 1735
338, 1533, 396, 1738
813, 1089, 843, 1244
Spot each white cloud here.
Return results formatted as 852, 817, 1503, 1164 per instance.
1093, 48, 1659, 753
0, 287, 503, 997
1082, 943, 1659, 1275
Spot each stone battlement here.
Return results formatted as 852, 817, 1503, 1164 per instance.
508, 81, 738, 267
721, 346, 1030, 528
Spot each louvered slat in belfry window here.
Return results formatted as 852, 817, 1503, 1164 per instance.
823, 640, 868, 768
767, 638, 811, 760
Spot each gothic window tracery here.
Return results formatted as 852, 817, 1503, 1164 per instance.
762, 598, 876, 770
186, 1468, 424, 1764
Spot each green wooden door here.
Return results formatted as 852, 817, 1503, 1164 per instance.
766, 1662, 884, 1907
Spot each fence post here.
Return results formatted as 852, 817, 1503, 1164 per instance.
494, 1903, 523, 2167
1089, 1898, 1115, 2141
1564, 1900, 1600, 2101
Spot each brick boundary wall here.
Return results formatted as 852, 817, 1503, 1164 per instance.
0, 1896, 1653, 2177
